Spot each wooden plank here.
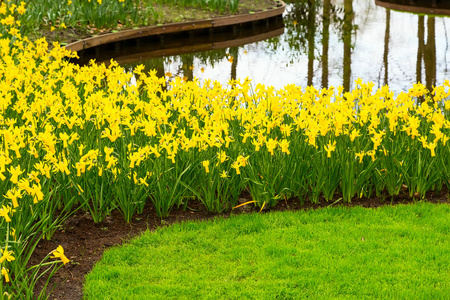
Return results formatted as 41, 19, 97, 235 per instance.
94, 27, 284, 65
375, 0, 450, 16
212, 6, 285, 27
65, 20, 214, 52
65, 0, 286, 52
213, 27, 284, 49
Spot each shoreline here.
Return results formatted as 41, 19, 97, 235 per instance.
65, 0, 285, 52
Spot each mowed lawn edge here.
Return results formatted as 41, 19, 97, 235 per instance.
84, 202, 450, 299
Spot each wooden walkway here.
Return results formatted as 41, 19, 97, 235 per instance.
375, 0, 450, 16
77, 23, 284, 66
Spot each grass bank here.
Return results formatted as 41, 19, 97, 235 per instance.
84, 202, 450, 299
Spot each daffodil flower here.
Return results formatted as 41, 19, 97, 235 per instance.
202, 160, 210, 173
1, 267, 10, 282
0, 206, 13, 223
324, 141, 337, 158
231, 161, 240, 175
8, 165, 24, 184
4, 188, 22, 208
427, 142, 437, 157
0, 246, 15, 263
51, 245, 70, 265
266, 138, 278, 155
279, 139, 290, 154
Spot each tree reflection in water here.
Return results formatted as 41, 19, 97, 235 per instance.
75, 0, 449, 92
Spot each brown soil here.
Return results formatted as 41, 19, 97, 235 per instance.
31, 187, 450, 300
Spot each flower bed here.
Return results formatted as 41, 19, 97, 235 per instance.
1, 0, 450, 297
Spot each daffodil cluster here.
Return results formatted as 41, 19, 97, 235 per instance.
0, 1, 26, 39
0, 33, 449, 219
1, 9, 450, 296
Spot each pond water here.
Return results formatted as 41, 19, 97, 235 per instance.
76, 0, 450, 92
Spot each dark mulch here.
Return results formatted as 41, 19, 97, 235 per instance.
31, 187, 450, 300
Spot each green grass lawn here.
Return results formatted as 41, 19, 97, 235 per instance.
84, 202, 450, 299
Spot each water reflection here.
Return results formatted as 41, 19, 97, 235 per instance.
322, 0, 330, 87
375, 1, 443, 92
76, 17, 284, 86
342, 0, 354, 91
75, 0, 450, 92
417, 15, 437, 91
383, 9, 390, 86
307, 0, 316, 86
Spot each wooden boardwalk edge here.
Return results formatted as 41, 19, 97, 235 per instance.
375, 0, 450, 16
92, 27, 285, 65
65, 0, 286, 52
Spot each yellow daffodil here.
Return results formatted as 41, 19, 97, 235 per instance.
4, 188, 22, 208
101, 126, 122, 142
8, 165, 24, 184
349, 129, 361, 142
51, 245, 70, 265
279, 139, 290, 154
427, 142, 437, 157
231, 161, 241, 175
217, 151, 228, 164
10, 228, 16, 241
0, 205, 14, 223
202, 160, 210, 173
324, 141, 337, 158
0, 246, 15, 263
236, 155, 249, 167
266, 138, 278, 155
1, 267, 10, 282
366, 150, 376, 161
30, 183, 44, 203
59, 132, 70, 148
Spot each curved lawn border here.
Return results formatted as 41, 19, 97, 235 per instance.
65, 0, 286, 52
84, 202, 450, 299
